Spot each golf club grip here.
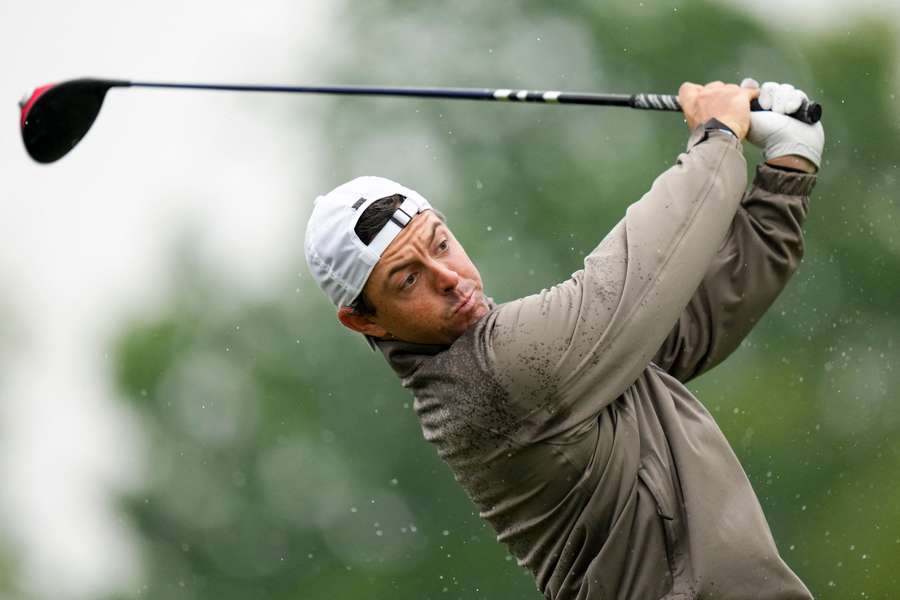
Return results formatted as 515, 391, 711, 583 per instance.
749, 98, 822, 124
632, 94, 822, 124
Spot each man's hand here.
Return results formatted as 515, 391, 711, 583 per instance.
741, 78, 824, 173
679, 81, 758, 140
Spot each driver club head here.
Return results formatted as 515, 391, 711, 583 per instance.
20, 78, 129, 164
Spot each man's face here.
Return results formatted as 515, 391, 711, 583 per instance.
354, 210, 489, 345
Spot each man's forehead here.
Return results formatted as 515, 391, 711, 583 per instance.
380, 210, 440, 257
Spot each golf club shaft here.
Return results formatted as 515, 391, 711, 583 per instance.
126, 81, 822, 124
130, 81, 635, 106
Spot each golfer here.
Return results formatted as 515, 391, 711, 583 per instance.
305, 79, 824, 600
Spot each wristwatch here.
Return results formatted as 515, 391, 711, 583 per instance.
702, 118, 737, 140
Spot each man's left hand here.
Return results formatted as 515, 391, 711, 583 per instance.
741, 78, 824, 173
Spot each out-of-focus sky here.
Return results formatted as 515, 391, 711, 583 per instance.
0, 2, 335, 597
0, 1, 897, 598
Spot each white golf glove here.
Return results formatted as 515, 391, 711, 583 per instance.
740, 78, 824, 170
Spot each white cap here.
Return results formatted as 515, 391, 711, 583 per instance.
305, 176, 433, 308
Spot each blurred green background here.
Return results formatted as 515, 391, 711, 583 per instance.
105, 1, 899, 598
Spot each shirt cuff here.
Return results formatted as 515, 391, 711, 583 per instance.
754, 163, 817, 196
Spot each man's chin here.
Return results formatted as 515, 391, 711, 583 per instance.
399, 295, 489, 345
471, 299, 489, 321
459, 296, 490, 329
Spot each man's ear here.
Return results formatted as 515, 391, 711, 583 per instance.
337, 307, 390, 339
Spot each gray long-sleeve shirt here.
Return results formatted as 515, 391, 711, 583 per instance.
377, 129, 817, 599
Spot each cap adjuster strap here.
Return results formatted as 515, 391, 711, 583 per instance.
366, 197, 420, 256
389, 205, 413, 228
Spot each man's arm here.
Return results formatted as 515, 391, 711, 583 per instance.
652, 80, 823, 381
488, 129, 745, 438
484, 84, 760, 439
651, 162, 816, 381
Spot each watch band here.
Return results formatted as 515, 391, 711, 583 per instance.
702, 118, 737, 139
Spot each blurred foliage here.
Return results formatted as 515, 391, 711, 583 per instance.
109, 1, 899, 598
0, 302, 36, 600
0, 539, 34, 600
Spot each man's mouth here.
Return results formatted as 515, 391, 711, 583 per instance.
452, 289, 476, 315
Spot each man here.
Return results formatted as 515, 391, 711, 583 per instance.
305, 79, 824, 599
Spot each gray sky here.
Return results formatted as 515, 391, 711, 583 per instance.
1, 0, 897, 598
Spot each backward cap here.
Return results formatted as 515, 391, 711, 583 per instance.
305, 176, 432, 308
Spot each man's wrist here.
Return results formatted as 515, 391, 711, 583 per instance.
755, 163, 817, 196
765, 154, 817, 174
703, 118, 738, 140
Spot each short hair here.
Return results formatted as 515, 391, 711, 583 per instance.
348, 194, 406, 316
348, 194, 445, 316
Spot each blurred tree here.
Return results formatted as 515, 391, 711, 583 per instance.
0, 543, 31, 600
0, 301, 37, 600
110, 1, 900, 598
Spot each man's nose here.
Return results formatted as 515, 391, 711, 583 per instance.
431, 261, 460, 293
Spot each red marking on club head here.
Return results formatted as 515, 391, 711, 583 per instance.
20, 83, 56, 129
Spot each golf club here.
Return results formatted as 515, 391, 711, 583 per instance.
19, 77, 823, 164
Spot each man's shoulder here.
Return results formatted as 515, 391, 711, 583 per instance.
400, 314, 530, 445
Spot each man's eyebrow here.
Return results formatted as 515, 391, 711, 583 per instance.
384, 220, 442, 282
428, 219, 441, 244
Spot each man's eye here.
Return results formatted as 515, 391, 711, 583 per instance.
402, 273, 418, 288
437, 239, 449, 252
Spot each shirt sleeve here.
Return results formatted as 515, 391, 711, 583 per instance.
485, 130, 748, 438
651, 163, 817, 382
